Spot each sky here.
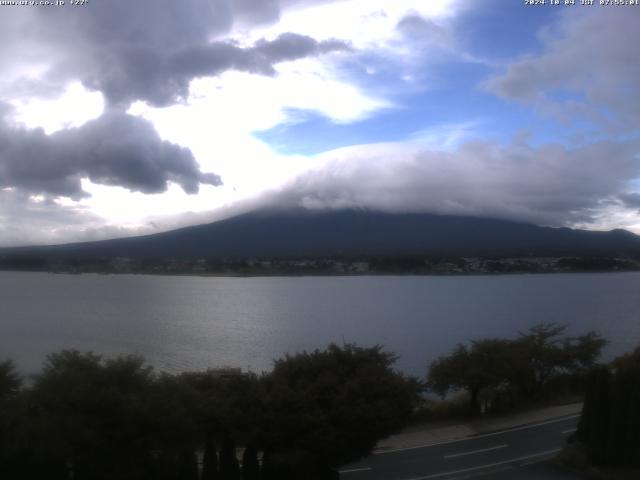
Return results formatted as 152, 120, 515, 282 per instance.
0, 0, 639, 246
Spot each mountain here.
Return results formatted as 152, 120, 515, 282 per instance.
3, 209, 640, 260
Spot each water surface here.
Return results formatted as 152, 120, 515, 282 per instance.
1, 271, 639, 376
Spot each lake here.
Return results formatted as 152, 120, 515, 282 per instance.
1, 271, 639, 377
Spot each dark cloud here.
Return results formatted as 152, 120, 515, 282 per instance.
232, 0, 281, 26
270, 139, 640, 228
0, 110, 221, 199
396, 13, 450, 44
87, 33, 350, 108
619, 193, 640, 209
1, 1, 350, 108
254, 32, 349, 62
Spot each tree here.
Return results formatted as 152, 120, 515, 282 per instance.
569, 331, 609, 370
608, 347, 640, 467
0, 359, 25, 478
176, 449, 199, 480
183, 370, 264, 445
427, 324, 607, 413
428, 339, 513, 414
576, 365, 612, 465
241, 445, 260, 480
181, 370, 264, 479
577, 346, 640, 467
0, 359, 21, 399
513, 323, 606, 399
260, 344, 419, 478
28, 350, 158, 480
202, 433, 219, 480
147, 373, 202, 456
219, 432, 241, 480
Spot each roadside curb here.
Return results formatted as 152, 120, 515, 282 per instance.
374, 403, 583, 453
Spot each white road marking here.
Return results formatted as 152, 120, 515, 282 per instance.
374, 414, 579, 455
520, 455, 554, 467
561, 428, 577, 435
447, 465, 513, 480
443, 444, 508, 459
339, 467, 372, 474
404, 448, 562, 480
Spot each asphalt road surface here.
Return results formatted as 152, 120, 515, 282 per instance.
340, 414, 581, 480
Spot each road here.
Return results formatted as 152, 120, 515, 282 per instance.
340, 414, 581, 480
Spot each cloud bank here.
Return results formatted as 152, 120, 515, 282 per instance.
272, 138, 640, 227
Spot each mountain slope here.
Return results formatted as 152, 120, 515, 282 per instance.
4, 209, 640, 259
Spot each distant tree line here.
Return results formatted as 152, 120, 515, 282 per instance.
427, 323, 607, 414
0, 345, 418, 480
2, 254, 639, 276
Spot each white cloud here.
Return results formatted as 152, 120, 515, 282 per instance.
123, 63, 388, 204
409, 121, 481, 150
8, 83, 104, 134
485, 7, 640, 131
250, 0, 460, 47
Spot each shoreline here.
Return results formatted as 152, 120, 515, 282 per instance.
2, 268, 640, 278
